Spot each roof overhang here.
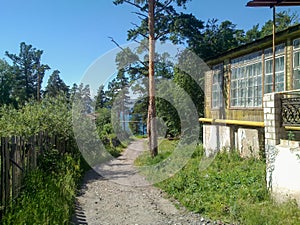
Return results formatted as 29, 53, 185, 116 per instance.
247, 0, 300, 7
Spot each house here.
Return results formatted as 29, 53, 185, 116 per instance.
200, 24, 300, 158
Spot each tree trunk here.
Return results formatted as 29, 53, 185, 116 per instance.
148, 0, 158, 157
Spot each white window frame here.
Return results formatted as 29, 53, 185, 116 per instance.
264, 43, 285, 93
211, 64, 223, 109
293, 38, 300, 90
230, 51, 263, 108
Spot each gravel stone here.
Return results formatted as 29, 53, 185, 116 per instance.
71, 139, 232, 225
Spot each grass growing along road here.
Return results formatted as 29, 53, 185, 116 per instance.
135, 139, 300, 225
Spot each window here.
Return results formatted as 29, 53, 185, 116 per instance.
212, 64, 223, 109
264, 44, 285, 93
293, 39, 300, 89
230, 51, 263, 107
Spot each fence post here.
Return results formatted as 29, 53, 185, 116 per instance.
4, 137, 10, 210
0, 137, 4, 217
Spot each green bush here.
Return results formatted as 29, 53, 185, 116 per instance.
95, 107, 130, 157
0, 95, 90, 224
0, 95, 73, 139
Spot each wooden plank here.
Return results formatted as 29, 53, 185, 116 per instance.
0, 137, 5, 214
11, 137, 16, 199
4, 137, 10, 207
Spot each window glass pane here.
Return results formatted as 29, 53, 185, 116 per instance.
212, 64, 223, 109
293, 40, 300, 90
295, 79, 300, 89
294, 51, 300, 67
265, 85, 272, 94
264, 55, 285, 93
231, 52, 262, 107
276, 82, 284, 92
295, 69, 300, 86
265, 44, 285, 58
265, 60, 272, 74
276, 57, 284, 71
294, 38, 300, 50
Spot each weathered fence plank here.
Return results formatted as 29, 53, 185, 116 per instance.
0, 133, 69, 218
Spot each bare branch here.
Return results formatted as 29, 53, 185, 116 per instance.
122, 0, 144, 11
132, 11, 147, 18
108, 36, 148, 69
108, 36, 126, 52
138, 16, 145, 21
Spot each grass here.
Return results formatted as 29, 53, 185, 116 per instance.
2, 151, 87, 225
135, 139, 177, 166
135, 139, 300, 225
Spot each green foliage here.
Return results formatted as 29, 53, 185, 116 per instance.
0, 59, 15, 106
244, 24, 261, 43
243, 10, 299, 44
191, 19, 245, 60
0, 95, 72, 139
95, 107, 127, 157
288, 131, 296, 141
5, 42, 50, 106
95, 85, 107, 110
44, 70, 69, 98
135, 140, 300, 224
113, 0, 203, 45
261, 10, 299, 38
0, 93, 88, 223
2, 153, 83, 225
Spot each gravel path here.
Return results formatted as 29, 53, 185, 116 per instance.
71, 139, 228, 225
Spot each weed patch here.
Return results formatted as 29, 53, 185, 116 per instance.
2, 153, 86, 225
135, 140, 300, 224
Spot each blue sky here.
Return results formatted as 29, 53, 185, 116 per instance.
0, 0, 299, 89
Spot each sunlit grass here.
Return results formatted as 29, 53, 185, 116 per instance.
135, 139, 300, 225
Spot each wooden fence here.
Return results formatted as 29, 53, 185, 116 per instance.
0, 133, 70, 217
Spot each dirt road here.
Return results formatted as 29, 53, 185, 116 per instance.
71, 139, 206, 225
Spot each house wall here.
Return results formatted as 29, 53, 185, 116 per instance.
203, 27, 300, 157
202, 25, 300, 205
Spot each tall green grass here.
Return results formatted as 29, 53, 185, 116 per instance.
136, 140, 300, 225
2, 151, 86, 225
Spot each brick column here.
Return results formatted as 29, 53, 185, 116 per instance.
264, 93, 285, 188
264, 93, 285, 149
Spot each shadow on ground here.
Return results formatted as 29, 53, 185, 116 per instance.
71, 170, 103, 225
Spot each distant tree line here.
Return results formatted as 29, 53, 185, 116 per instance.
0, 42, 93, 109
